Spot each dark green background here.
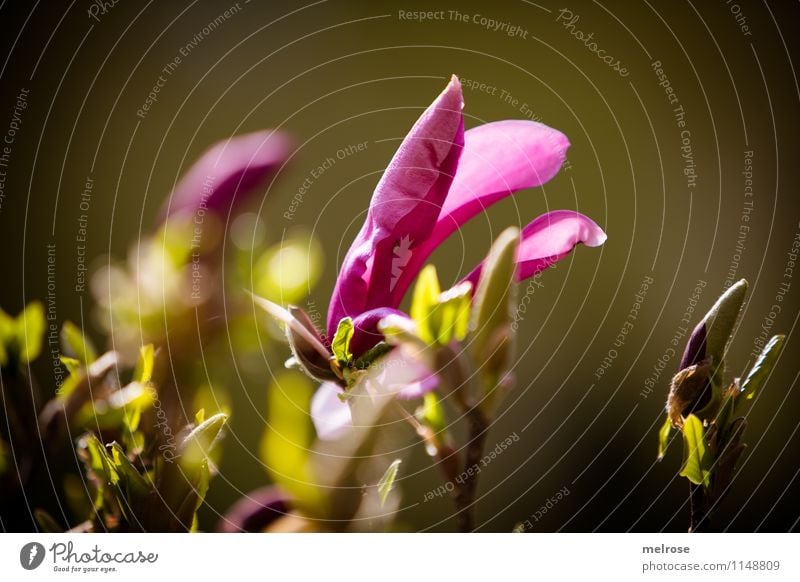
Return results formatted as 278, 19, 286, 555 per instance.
1, 0, 798, 531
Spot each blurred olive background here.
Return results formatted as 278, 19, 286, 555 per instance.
1, 0, 798, 532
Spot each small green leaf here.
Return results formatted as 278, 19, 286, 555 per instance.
133, 344, 155, 384
17, 302, 45, 363
437, 282, 472, 343
420, 392, 446, 434
110, 442, 151, 497
657, 417, 673, 460
86, 435, 119, 486
377, 459, 402, 507
60, 321, 97, 365
411, 265, 442, 345
680, 414, 711, 489
737, 334, 785, 412
180, 412, 228, 468
331, 317, 354, 364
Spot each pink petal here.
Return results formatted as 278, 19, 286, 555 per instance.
463, 210, 606, 287
327, 77, 465, 338
310, 381, 353, 441
350, 307, 405, 358
367, 345, 438, 400
389, 120, 570, 305
161, 130, 293, 220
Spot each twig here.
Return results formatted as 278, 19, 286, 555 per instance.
688, 483, 712, 532
453, 406, 488, 532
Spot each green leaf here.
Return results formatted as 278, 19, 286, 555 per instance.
680, 414, 711, 489
436, 282, 472, 343
420, 392, 446, 434
86, 435, 119, 487
703, 280, 748, 383
77, 382, 155, 431
133, 344, 155, 384
110, 442, 151, 497
411, 265, 442, 345
180, 412, 228, 469
657, 417, 673, 460
260, 371, 322, 511
0, 308, 12, 366
60, 321, 97, 365
331, 317, 354, 364
737, 334, 785, 411
16, 302, 45, 363
377, 459, 402, 507
410, 265, 472, 346
469, 227, 520, 401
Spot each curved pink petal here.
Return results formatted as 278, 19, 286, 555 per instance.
161, 130, 293, 220
350, 307, 405, 358
327, 77, 465, 338
389, 120, 570, 306
463, 210, 606, 287
365, 345, 439, 400
311, 381, 352, 440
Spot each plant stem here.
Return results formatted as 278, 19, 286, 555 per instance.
688, 483, 712, 532
454, 406, 488, 532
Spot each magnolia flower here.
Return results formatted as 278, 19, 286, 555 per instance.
255, 75, 606, 439
161, 129, 293, 221
327, 76, 605, 356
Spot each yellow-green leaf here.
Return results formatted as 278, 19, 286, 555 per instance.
260, 371, 322, 511
680, 414, 711, 489
657, 417, 673, 460
377, 459, 402, 507
331, 317, 354, 364
737, 334, 785, 411
133, 344, 155, 384
17, 302, 45, 363
60, 321, 97, 365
